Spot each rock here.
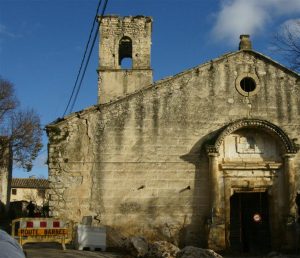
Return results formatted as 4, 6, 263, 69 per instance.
121, 236, 149, 257
130, 236, 149, 257
147, 241, 180, 258
176, 246, 223, 258
106, 227, 127, 247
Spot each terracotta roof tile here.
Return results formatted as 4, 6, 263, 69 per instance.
11, 178, 50, 189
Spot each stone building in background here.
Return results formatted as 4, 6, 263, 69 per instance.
46, 16, 300, 253
10, 178, 50, 207
9, 178, 50, 218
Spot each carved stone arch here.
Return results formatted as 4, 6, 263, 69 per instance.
206, 119, 299, 251
211, 119, 298, 154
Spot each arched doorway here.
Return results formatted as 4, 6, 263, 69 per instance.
230, 191, 271, 253
206, 119, 298, 252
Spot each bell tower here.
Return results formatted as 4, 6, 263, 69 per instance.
98, 16, 153, 104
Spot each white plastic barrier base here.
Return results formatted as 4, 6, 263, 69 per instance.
75, 225, 106, 251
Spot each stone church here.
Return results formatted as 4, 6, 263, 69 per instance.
46, 16, 300, 252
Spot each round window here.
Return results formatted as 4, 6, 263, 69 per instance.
240, 77, 256, 92
235, 73, 260, 96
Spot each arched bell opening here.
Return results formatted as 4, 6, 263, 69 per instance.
119, 36, 133, 69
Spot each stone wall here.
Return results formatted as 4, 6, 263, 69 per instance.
98, 16, 153, 104
47, 51, 300, 247
99, 16, 152, 69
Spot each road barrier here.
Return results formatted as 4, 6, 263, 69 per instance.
75, 224, 106, 251
11, 218, 73, 250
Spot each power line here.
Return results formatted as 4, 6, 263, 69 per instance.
63, 0, 102, 116
62, 0, 109, 117
69, 0, 109, 113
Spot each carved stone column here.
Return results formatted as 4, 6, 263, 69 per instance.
283, 154, 297, 250
209, 152, 221, 218
283, 154, 297, 217
206, 147, 225, 251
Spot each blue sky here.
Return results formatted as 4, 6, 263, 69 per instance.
0, 0, 300, 178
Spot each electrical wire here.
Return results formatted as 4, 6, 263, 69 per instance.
69, 0, 108, 113
62, 0, 108, 116
62, 0, 102, 116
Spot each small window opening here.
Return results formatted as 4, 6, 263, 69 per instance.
119, 36, 132, 69
240, 77, 256, 92
12, 188, 17, 195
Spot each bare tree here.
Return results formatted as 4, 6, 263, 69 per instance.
0, 78, 18, 121
274, 20, 300, 73
0, 78, 43, 171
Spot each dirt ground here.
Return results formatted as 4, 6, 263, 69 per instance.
23, 243, 300, 258
24, 243, 129, 258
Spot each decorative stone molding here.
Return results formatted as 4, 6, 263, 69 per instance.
220, 162, 282, 170
206, 145, 218, 155
206, 118, 299, 251
235, 72, 260, 96
213, 119, 298, 154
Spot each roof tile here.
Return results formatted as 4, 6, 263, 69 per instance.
11, 178, 50, 189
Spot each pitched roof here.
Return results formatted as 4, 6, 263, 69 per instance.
46, 49, 300, 127
11, 178, 50, 189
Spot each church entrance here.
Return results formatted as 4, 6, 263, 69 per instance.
230, 192, 271, 254
206, 119, 298, 251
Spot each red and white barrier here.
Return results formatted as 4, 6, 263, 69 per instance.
11, 218, 72, 250
19, 219, 66, 229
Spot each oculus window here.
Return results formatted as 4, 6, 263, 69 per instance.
235, 73, 260, 96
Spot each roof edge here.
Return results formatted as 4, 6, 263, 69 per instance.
47, 49, 300, 127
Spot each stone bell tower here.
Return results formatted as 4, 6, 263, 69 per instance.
97, 16, 153, 104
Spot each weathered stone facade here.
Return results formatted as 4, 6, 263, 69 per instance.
47, 16, 300, 252
98, 16, 153, 104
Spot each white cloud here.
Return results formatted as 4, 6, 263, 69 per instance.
269, 0, 300, 15
0, 24, 7, 35
280, 18, 300, 38
212, 0, 300, 45
0, 23, 20, 38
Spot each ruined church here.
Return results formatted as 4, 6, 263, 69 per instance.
46, 16, 300, 252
